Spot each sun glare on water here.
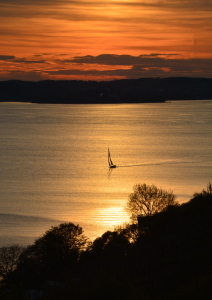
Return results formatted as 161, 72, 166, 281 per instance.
95, 205, 129, 228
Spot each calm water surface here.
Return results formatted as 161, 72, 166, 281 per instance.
0, 100, 211, 246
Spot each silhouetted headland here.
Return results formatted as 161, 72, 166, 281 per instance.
1, 184, 212, 299
0, 77, 212, 104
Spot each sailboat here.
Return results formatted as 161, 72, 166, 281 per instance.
108, 148, 116, 168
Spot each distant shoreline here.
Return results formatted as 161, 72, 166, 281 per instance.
1, 100, 212, 106
0, 77, 212, 104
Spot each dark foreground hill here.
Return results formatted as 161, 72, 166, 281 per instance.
1, 185, 212, 299
0, 77, 212, 104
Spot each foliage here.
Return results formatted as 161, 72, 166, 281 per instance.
91, 230, 130, 254
115, 223, 140, 244
0, 245, 25, 280
9, 223, 89, 286
192, 182, 212, 198
126, 183, 178, 222
2, 184, 212, 300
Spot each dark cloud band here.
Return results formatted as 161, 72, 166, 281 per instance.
0, 55, 15, 61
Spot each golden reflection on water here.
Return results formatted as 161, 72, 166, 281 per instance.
95, 205, 129, 228
0, 101, 211, 246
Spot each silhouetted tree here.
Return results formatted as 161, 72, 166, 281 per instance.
193, 182, 212, 199
3, 184, 212, 299
91, 230, 130, 256
0, 244, 25, 280
11, 223, 89, 286
114, 223, 140, 243
126, 183, 178, 222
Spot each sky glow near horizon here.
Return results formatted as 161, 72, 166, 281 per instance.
0, 0, 211, 81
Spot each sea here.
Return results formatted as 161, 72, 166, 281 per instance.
0, 100, 211, 246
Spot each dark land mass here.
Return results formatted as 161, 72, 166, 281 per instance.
0, 77, 212, 104
1, 186, 212, 300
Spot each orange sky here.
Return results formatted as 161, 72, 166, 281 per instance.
0, 0, 212, 81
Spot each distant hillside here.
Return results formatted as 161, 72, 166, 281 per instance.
0, 77, 212, 104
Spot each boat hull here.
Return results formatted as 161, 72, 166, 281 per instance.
109, 165, 116, 168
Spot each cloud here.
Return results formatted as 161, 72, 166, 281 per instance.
13, 58, 47, 64
1, 53, 212, 81
66, 54, 212, 69
0, 0, 211, 10
1, 1, 211, 21
0, 0, 211, 53
1, 54, 211, 81
0, 55, 46, 64
0, 69, 47, 81
46, 55, 212, 78
45, 67, 166, 79
63, 54, 175, 66
0, 55, 15, 61
0, 0, 73, 4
